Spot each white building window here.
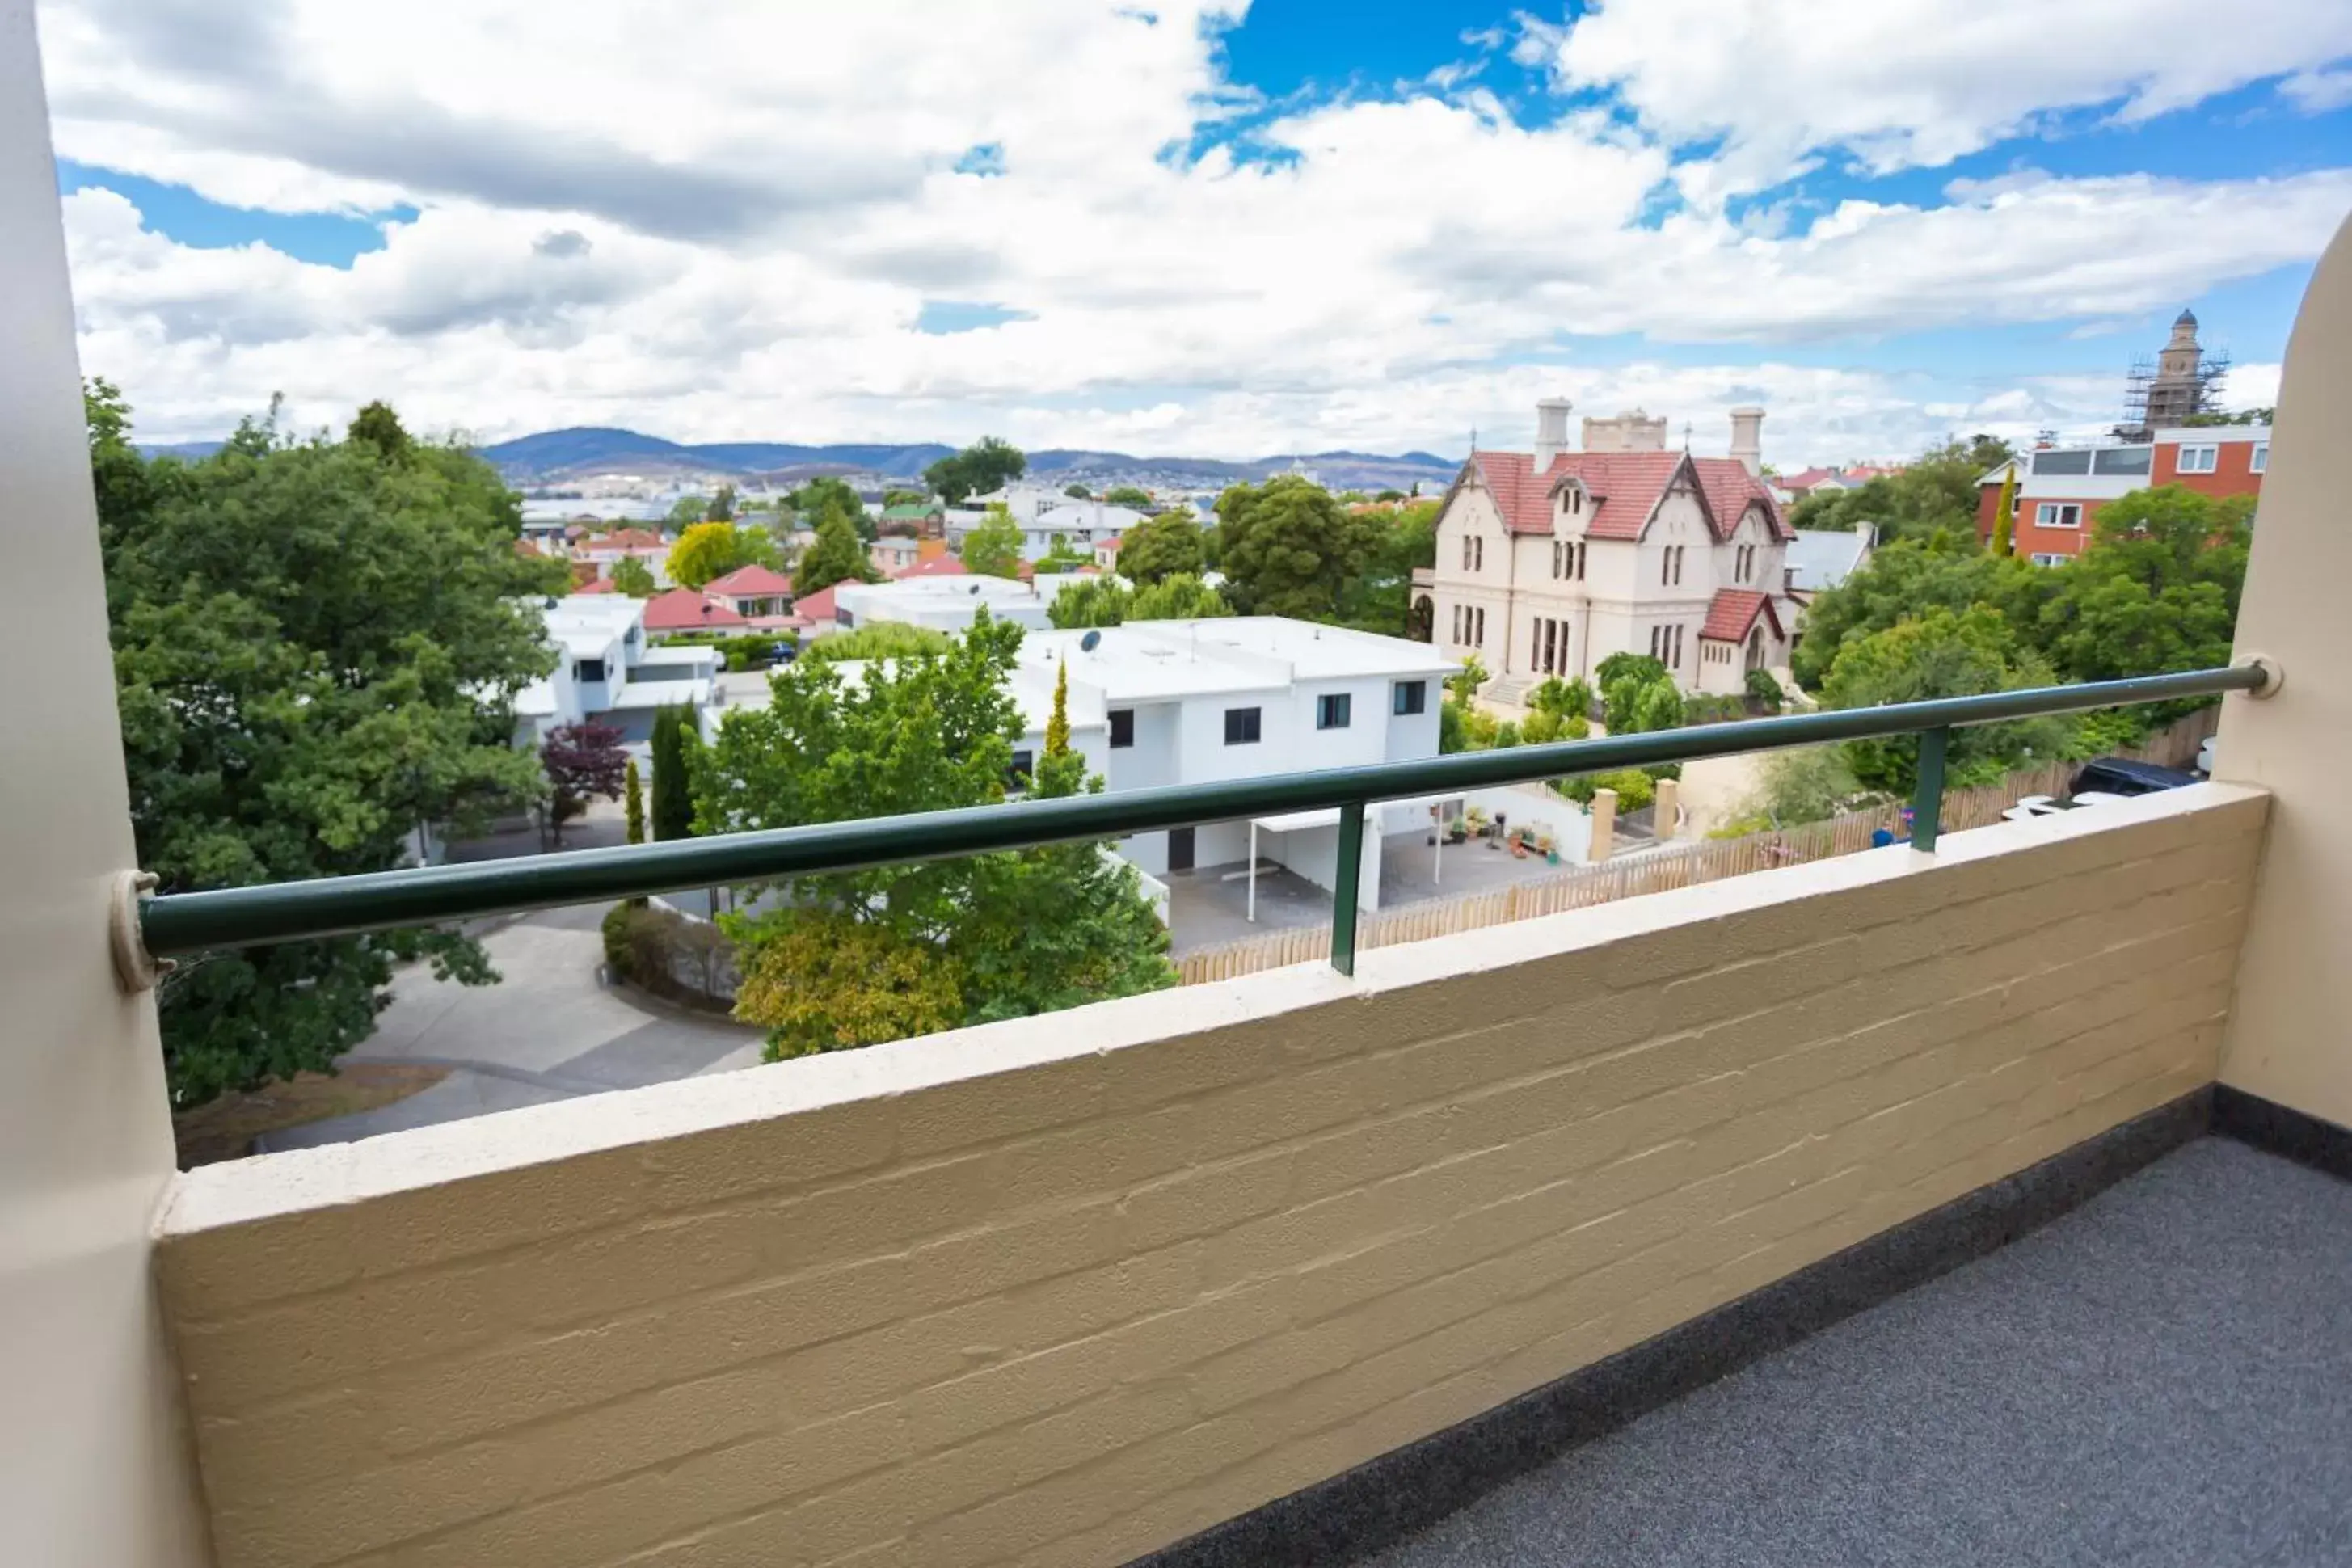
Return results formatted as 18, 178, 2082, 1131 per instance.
2030, 552, 2067, 567
1393, 681, 1427, 716
573, 658, 607, 683
2177, 445, 2219, 474
2035, 503, 2083, 529
2252, 443, 2269, 473
1316, 693, 1352, 731
1224, 707, 1262, 745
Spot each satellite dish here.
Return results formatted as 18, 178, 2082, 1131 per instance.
1079, 630, 1102, 652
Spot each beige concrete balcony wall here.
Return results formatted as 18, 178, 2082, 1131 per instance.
2217, 210, 2352, 1130
0, 5, 215, 1562
156, 786, 2265, 1568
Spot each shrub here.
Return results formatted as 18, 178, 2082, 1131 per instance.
1746, 668, 1788, 712
1520, 708, 1560, 744
1590, 769, 1655, 811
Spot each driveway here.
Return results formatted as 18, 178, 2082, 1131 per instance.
260, 900, 764, 1151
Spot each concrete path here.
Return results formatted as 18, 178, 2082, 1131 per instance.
261, 900, 762, 1152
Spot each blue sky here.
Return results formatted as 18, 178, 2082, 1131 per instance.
36, 0, 2352, 458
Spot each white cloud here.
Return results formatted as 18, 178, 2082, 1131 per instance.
1541, 0, 2352, 200
33, 0, 2352, 464
2281, 67, 2352, 114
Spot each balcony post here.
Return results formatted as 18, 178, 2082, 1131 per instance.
1330, 800, 1366, 976
1911, 727, 1950, 853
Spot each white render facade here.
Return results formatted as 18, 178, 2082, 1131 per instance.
512, 595, 719, 747
1018, 618, 1457, 907
1423, 403, 1795, 699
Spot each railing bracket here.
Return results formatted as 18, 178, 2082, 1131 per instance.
2237, 653, 2284, 700
110, 870, 172, 994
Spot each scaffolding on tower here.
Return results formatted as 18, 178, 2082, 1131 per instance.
2117, 348, 2230, 440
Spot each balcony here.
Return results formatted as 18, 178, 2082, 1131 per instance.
12, 25, 2352, 1567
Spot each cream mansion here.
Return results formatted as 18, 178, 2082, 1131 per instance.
1418, 400, 1798, 699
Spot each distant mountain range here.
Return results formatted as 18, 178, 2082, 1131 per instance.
476, 427, 1461, 492
137, 424, 1465, 494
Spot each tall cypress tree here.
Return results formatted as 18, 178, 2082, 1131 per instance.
650, 706, 696, 841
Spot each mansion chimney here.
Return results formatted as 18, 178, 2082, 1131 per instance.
1533, 397, 1573, 470
1729, 406, 1764, 477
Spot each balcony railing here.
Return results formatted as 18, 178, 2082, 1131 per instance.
130, 663, 2268, 982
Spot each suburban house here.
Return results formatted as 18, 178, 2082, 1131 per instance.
878, 500, 944, 536
948, 487, 1150, 562
572, 526, 671, 585
512, 594, 719, 745
1011, 618, 1488, 908
891, 551, 969, 581
698, 563, 798, 631
1783, 522, 1878, 628
641, 584, 750, 639
1420, 399, 1794, 700
1976, 424, 2268, 563
868, 536, 922, 575
1094, 534, 1123, 571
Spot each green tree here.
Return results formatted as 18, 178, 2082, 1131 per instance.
624, 758, 646, 845
669, 495, 710, 528
649, 706, 697, 841
2034, 485, 2247, 688
799, 622, 956, 663
1990, 466, 2017, 558
885, 487, 927, 507
667, 521, 779, 589
789, 476, 874, 541
1529, 676, 1594, 721
700, 613, 1169, 1054
1215, 474, 1385, 621
611, 554, 657, 597
1790, 539, 2042, 693
1103, 485, 1153, 508
347, 399, 413, 462
97, 389, 561, 1105
961, 503, 1026, 578
1116, 509, 1207, 586
1130, 573, 1232, 621
1823, 605, 2069, 794
1785, 437, 2008, 545
1064, 483, 1093, 499
924, 436, 1026, 505
1049, 577, 1132, 628
706, 483, 737, 522
795, 507, 880, 596
1340, 499, 1439, 635
2181, 407, 2274, 427
1033, 540, 1093, 574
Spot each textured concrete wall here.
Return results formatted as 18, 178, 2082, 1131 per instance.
156, 786, 2266, 1568
2217, 211, 2352, 1130
0, 5, 216, 1562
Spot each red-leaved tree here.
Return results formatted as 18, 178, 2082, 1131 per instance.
540, 720, 629, 845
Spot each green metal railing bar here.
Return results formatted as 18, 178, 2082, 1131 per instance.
135, 663, 2264, 968
1911, 727, 1950, 854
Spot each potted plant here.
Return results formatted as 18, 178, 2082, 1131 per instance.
1446, 815, 1469, 844
1536, 832, 1558, 865
1465, 806, 1490, 840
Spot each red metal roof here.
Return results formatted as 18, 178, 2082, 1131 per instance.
642, 587, 748, 632
702, 564, 794, 596
570, 576, 619, 595
1463, 450, 1785, 543
1698, 588, 1784, 643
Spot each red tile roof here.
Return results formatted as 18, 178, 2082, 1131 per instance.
1462, 450, 1785, 543
584, 527, 666, 550
570, 576, 619, 595
702, 563, 794, 596
790, 584, 839, 625
1698, 588, 1785, 643
642, 586, 748, 632
1780, 466, 1840, 491
891, 554, 970, 580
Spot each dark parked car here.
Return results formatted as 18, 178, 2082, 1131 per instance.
2068, 757, 2202, 798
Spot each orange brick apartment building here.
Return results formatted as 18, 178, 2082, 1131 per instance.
1976, 424, 2267, 563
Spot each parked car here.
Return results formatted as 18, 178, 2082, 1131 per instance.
2067, 757, 2202, 797
2002, 757, 2201, 823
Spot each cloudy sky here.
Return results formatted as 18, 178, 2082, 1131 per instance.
33, 0, 2352, 466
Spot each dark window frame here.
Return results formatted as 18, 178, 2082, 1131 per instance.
1108, 708, 1135, 748
1224, 706, 1262, 745
1316, 693, 1352, 731
1393, 680, 1427, 716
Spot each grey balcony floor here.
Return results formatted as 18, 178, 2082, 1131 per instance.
1364, 1137, 2352, 1568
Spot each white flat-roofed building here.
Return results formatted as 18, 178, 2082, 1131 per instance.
512, 594, 719, 748
1016, 618, 1458, 900
832, 572, 1106, 634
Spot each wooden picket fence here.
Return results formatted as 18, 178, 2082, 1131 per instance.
1174, 706, 2221, 986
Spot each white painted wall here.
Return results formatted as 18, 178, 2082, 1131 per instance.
0, 8, 214, 1557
